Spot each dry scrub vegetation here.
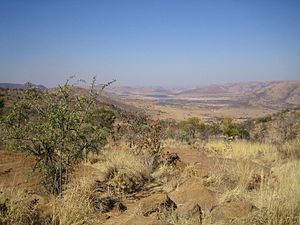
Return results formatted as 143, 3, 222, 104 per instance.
0, 86, 300, 225
205, 140, 279, 164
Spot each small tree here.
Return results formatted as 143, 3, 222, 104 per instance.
178, 117, 201, 139
137, 119, 165, 169
1, 78, 115, 195
178, 117, 204, 143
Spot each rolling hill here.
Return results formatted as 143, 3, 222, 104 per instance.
103, 80, 300, 120
0, 82, 47, 90
105, 80, 300, 108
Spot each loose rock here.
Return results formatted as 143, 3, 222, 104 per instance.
137, 193, 177, 216
169, 178, 216, 211
176, 201, 202, 224
211, 201, 257, 223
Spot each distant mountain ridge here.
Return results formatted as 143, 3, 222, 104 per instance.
173, 80, 296, 96
1, 80, 299, 110
104, 80, 300, 109
0, 83, 47, 90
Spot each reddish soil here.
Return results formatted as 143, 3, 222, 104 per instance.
0, 149, 40, 192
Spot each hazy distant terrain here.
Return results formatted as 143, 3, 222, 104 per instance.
0, 83, 47, 90
104, 80, 300, 120
1, 80, 299, 121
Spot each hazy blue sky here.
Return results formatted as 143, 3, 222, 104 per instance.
0, 0, 299, 87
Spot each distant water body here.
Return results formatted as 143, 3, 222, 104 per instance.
146, 94, 170, 99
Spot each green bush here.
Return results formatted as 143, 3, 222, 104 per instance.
1, 78, 115, 195
176, 117, 223, 143
178, 117, 201, 139
221, 117, 249, 139
257, 115, 272, 123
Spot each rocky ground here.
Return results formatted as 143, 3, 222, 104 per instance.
0, 140, 298, 225
97, 147, 260, 225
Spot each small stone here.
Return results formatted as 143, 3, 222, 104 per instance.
169, 178, 216, 211
176, 201, 202, 224
93, 196, 116, 213
137, 193, 177, 216
124, 215, 167, 225
116, 202, 127, 212
211, 201, 257, 223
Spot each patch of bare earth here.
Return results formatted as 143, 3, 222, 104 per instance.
0, 149, 40, 192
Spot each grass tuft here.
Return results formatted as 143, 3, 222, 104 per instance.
49, 179, 94, 225
93, 150, 151, 193
0, 186, 41, 225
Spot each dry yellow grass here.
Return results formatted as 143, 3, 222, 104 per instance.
91, 149, 151, 193
222, 160, 300, 225
218, 163, 259, 204
205, 140, 279, 164
251, 160, 300, 225
1, 137, 299, 225
280, 138, 300, 159
49, 179, 94, 225
163, 138, 192, 150
204, 139, 300, 225
201, 138, 300, 224
151, 164, 178, 180
205, 140, 230, 156
0, 186, 41, 225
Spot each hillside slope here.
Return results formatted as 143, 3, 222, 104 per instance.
175, 80, 300, 108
